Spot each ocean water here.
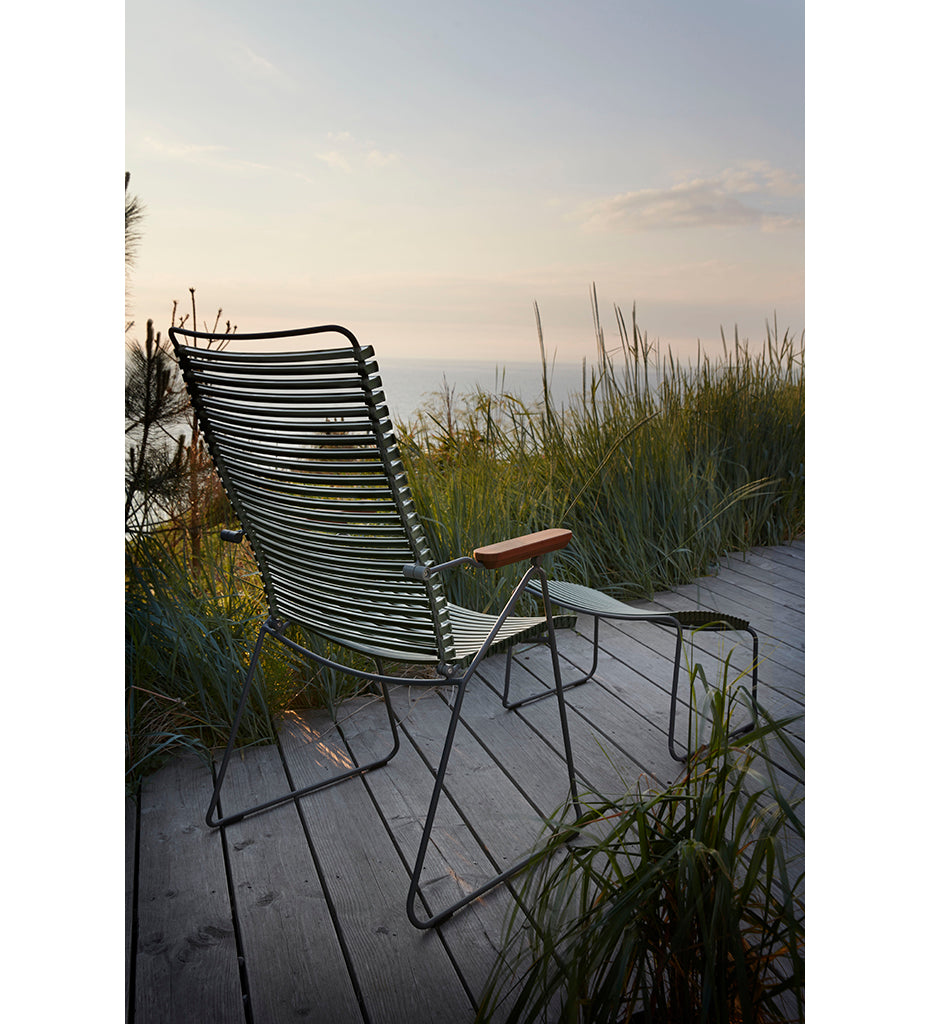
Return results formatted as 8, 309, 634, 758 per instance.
375, 356, 587, 426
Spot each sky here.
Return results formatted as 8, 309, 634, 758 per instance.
125, 0, 805, 363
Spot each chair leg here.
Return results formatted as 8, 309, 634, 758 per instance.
405, 678, 500, 929
501, 615, 601, 710
667, 622, 688, 762
667, 624, 761, 762
406, 736, 579, 928
725, 626, 760, 739
407, 570, 581, 929
206, 618, 401, 828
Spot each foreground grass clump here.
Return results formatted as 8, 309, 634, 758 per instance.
126, 532, 273, 788
125, 531, 380, 790
477, 666, 804, 1023
399, 306, 803, 611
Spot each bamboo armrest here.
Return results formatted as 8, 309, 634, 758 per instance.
472, 528, 572, 570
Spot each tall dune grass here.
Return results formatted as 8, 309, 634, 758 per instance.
398, 301, 803, 610
125, 532, 386, 788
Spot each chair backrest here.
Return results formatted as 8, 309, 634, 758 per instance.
170, 324, 457, 664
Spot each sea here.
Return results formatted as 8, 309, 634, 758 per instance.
373, 355, 660, 426
375, 357, 563, 425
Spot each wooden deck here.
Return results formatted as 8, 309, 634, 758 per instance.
126, 541, 804, 1024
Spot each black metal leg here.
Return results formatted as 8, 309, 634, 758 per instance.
667, 622, 688, 762
725, 626, 760, 740
206, 620, 401, 828
501, 615, 601, 710
668, 624, 761, 761
501, 644, 515, 705
538, 572, 582, 817
405, 678, 548, 929
405, 678, 485, 929
206, 621, 271, 827
406, 566, 581, 929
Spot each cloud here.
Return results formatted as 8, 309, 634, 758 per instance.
238, 44, 285, 80
579, 162, 803, 232
366, 149, 399, 167
142, 137, 227, 161
315, 134, 401, 173
316, 150, 353, 173
140, 136, 275, 176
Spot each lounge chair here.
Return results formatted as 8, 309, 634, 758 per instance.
169, 323, 581, 929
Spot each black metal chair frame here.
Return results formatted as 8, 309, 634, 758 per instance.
170, 324, 583, 930
205, 552, 581, 929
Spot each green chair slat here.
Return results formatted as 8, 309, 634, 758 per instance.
447, 604, 576, 660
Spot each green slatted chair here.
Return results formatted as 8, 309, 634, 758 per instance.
508, 579, 759, 761
169, 323, 581, 930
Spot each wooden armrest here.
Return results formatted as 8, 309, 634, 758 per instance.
472, 528, 572, 570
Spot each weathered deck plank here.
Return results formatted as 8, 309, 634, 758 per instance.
134, 756, 246, 1024
128, 540, 804, 1023
714, 554, 804, 596
335, 697, 520, 1008
219, 743, 364, 1023
126, 797, 136, 1023
277, 712, 475, 1024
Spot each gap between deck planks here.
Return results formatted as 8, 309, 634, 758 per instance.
128, 540, 804, 1024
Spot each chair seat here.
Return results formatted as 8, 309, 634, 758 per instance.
281, 602, 576, 665
448, 603, 576, 661
526, 579, 750, 632
526, 579, 676, 619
